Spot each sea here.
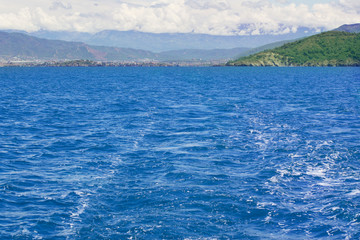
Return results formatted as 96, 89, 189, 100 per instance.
0, 67, 359, 239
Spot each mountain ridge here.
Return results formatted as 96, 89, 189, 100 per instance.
29, 28, 317, 52
0, 31, 158, 62
0, 31, 255, 62
227, 27, 360, 67
6, 25, 357, 64
333, 23, 360, 33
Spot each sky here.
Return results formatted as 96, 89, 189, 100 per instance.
0, 0, 359, 35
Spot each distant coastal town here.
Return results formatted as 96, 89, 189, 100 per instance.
0, 60, 225, 67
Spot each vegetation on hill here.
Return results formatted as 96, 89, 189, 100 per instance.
227, 31, 360, 66
233, 39, 300, 59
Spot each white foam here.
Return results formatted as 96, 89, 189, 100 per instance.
74, 191, 85, 196
315, 140, 333, 150
257, 202, 277, 208
288, 153, 303, 159
347, 189, 360, 196
277, 169, 302, 177
318, 182, 333, 187
265, 215, 272, 223
317, 178, 341, 187
306, 167, 326, 178
249, 129, 261, 134
70, 201, 88, 218
277, 169, 291, 177
330, 152, 340, 160
269, 176, 279, 183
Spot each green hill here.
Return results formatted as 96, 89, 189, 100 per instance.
227, 31, 360, 66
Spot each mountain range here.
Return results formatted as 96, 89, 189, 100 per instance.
0, 31, 297, 63
0, 32, 157, 62
1, 24, 359, 65
334, 24, 360, 33
29, 27, 317, 52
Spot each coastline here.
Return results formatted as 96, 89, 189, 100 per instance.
0, 59, 226, 67
1, 60, 359, 67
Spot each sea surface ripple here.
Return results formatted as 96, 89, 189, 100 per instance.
0, 67, 359, 239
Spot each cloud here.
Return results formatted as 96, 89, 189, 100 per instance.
0, 0, 359, 35
0, 8, 38, 32
185, 0, 230, 10
339, 0, 360, 12
49, 1, 72, 11
276, 0, 289, 4
241, 0, 272, 9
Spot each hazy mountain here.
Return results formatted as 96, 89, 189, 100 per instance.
158, 47, 250, 61
0, 31, 158, 62
0, 28, 330, 63
30, 30, 93, 43
333, 23, 360, 33
227, 31, 360, 66
29, 27, 318, 52
0, 31, 251, 62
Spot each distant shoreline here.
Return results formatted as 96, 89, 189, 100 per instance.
1, 60, 359, 67
0, 60, 225, 67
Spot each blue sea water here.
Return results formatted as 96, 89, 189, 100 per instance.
0, 67, 359, 239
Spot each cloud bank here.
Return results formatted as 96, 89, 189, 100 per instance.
0, 0, 359, 35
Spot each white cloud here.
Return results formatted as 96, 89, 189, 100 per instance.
0, 0, 358, 35
339, 0, 360, 10
276, 0, 289, 4
49, 1, 72, 11
0, 8, 38, 32
185, 0, 230, 10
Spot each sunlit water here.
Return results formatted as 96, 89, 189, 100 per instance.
0, 67, 359, 239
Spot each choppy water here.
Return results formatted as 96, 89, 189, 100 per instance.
0, 67, 359, 239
